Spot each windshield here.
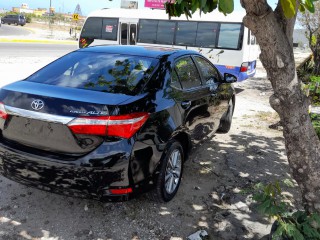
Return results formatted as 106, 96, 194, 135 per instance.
26, 51, 158, 95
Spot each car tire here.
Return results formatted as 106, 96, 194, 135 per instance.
149, 140, 184, 202
217, 99, 235, 133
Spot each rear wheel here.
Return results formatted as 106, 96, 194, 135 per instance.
217, 99, 235, 133
150, 141, 184, 202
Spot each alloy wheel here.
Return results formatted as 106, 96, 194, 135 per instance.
165, 149, 182, 194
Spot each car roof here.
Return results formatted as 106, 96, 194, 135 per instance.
77, 45, 200, 59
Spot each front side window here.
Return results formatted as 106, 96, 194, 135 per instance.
193, 56, 220, 83
174, 57, 201, 89
26, 52, 158, 96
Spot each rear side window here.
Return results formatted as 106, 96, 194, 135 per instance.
174, 57, 201, 89
26, 52, 158, 96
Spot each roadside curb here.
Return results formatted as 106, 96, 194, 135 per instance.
0, 38, 77, 45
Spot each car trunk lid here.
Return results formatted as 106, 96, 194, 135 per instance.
0, 81, 139, 156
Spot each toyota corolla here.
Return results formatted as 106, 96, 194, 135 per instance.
0, 46, 236, 202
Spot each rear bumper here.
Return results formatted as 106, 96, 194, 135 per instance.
0, 139, 134, 201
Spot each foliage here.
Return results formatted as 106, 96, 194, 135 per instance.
24, 13, 34, 23
298, 1, 320, 75
303, 75, 320, 105
164, 0, 318, 18
297, 58, 314, 83
253, 181, 320, 240
311, 114, 320, 139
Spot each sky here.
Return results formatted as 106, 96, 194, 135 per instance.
0, 0, 279, 16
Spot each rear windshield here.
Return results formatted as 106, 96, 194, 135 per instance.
26, 51, 158, 95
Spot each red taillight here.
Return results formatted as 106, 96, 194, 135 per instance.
0, 102, 8, 120
109, 188, 133, 195
67, 112, 149, 139
240, 62, 248, 72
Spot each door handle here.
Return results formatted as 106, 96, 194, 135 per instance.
181, 101, 191, 109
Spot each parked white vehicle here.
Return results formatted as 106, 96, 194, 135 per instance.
79, 8, 260, 81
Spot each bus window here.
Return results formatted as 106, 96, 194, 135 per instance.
217, 23, 242, 49
102, 18, 118, 41
195, 22, 218, 48
121, 23, 128, 45
156, 20, 175, 45
176, 21, 197, 46
138, 19, 158, 43
81, 17, 103, 39
80, 17, 118, 48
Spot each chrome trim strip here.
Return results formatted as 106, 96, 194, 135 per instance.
5, 105, 74, 124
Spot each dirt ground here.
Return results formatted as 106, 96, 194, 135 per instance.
0, 28, 305, 239
0, 62, 302, 240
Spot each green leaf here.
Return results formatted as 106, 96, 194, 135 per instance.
257, 198, 272, 214
286, 224, 304, 240
305, 0, 315, 12
200, 0, 207, 8
272, 223, 285, 239
252, 193, 267, 202
301, 222, 320, 238
280, 0, 297, 18
218, 0, 234, 14
298, 3, 305, 12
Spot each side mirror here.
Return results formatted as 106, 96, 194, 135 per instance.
223, 73, 237, 83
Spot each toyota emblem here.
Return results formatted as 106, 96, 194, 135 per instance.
31, 99, 44, 111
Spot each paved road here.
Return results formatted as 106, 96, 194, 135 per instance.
0, 42, 77, 57
0, 24, 32, 36
0, 42, 77, 86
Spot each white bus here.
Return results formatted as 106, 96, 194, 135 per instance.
79, 8, 260, 81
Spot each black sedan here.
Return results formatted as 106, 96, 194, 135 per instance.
0, 46, 236, 202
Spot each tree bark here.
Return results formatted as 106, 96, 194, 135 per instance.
241, 0, 320, 213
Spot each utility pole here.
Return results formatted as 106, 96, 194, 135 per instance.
49, 0, 53, 37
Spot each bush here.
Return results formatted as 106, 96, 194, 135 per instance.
253, 181, 320, 240
311, 113, 320, 139
25, 14, 33, 23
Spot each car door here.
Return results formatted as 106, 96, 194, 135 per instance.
192, 55, 233, 132
171, 56, 213, 144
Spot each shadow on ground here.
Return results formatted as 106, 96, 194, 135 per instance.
0, 126, 299, 240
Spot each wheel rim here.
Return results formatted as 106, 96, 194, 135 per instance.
165, 149, 182, 194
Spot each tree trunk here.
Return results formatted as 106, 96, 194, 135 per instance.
241, 0, 320, 213
312, 35, 320, 75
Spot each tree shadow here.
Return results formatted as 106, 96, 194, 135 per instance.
0, 113, 298, 240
